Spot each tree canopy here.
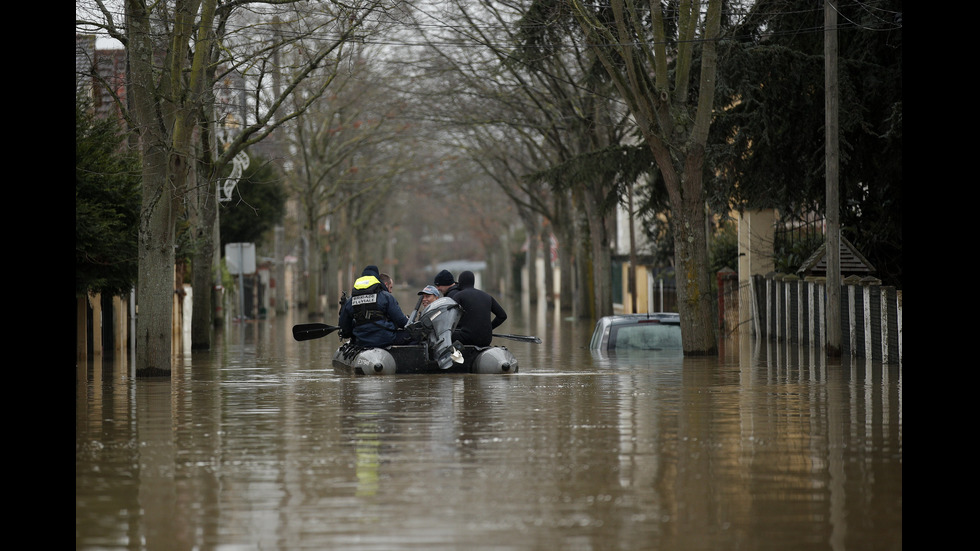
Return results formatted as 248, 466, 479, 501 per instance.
710, 0, 902, 286
75, 100, 140, 298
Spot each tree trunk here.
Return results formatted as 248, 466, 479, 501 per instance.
128, 0, 174, 376
190, 190, 215, 349
190, 35, 223, 349
542, 232, 554, 307
307, 228, 322, 319
526, 227, 538, 305
580, 184, 613, 318
571, 191, 592, 319
136, 146, 178, 376
587, 213, 613, 318
672, 188, 718, 355
499, 230, 514, 300
558, 220, 575, 312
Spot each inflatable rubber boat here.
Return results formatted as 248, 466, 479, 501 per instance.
330, 296, 519, 375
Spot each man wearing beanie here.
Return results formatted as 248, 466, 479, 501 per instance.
339, 265, 410, 347
451, 270, 507, 347
433, 269, 459, 298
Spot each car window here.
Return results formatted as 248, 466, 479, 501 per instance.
589, 324, 604, 350
609, 323, 682, 350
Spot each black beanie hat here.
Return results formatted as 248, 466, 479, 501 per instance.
362, 265, 380, 277
458, 270, 475, 288
434, 269, 455, 286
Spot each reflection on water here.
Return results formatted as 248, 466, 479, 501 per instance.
77, 307, 901, 550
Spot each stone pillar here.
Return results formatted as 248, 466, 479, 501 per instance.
738, 209, 775, 335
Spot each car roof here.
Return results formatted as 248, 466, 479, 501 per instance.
598, 313, 680, 325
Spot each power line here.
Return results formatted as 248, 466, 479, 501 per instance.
78, 1, 901, 51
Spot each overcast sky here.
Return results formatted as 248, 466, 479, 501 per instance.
97, 36, 124, 49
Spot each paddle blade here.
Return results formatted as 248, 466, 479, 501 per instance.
492, 333, 542, 344
292, 323, 341, 341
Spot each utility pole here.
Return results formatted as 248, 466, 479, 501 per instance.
824, 0, 842, 356
628, 184, 637, 314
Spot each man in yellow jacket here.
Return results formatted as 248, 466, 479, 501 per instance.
338, 265, 410, 347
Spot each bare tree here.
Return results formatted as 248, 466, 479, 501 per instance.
404, 0, 636, 318
567, 0, 725, 354
78, 0, 399, 374
286, 45, 428, 317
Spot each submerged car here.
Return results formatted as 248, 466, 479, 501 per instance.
589, 312, 682, 351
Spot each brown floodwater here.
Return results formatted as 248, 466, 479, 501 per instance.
76, 300, 902, 550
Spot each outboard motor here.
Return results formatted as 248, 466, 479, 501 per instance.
417, 297, 462, 369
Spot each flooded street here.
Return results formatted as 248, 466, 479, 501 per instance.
76, 303, 902, 550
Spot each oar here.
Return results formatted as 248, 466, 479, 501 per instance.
492, 333, 542, 344
292, 323, 342, 342
406, 294, 424, 325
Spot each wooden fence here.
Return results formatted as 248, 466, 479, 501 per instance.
743, 273, 902, 364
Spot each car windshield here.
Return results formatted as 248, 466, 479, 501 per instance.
608, 322, 681, 350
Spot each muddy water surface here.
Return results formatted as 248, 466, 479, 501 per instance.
76, 305, 901, 550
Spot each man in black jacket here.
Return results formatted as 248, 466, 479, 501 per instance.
433, 269, 459, 298
451, 270, 507, 347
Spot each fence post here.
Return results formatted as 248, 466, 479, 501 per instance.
817, 280, 825, 351
774, 274, 783, 342
897, 290, 902, 364
881, 286, 890, 364
864, 282, 873, 360
762, 277, 775, 339
797, 278, 805, 344
846, 282, 856, 356
784, 276, 796, 343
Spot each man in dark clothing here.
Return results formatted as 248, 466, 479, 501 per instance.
339, 265, 411, 347
433, 269, 459, 298
451, 270, 507, 347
